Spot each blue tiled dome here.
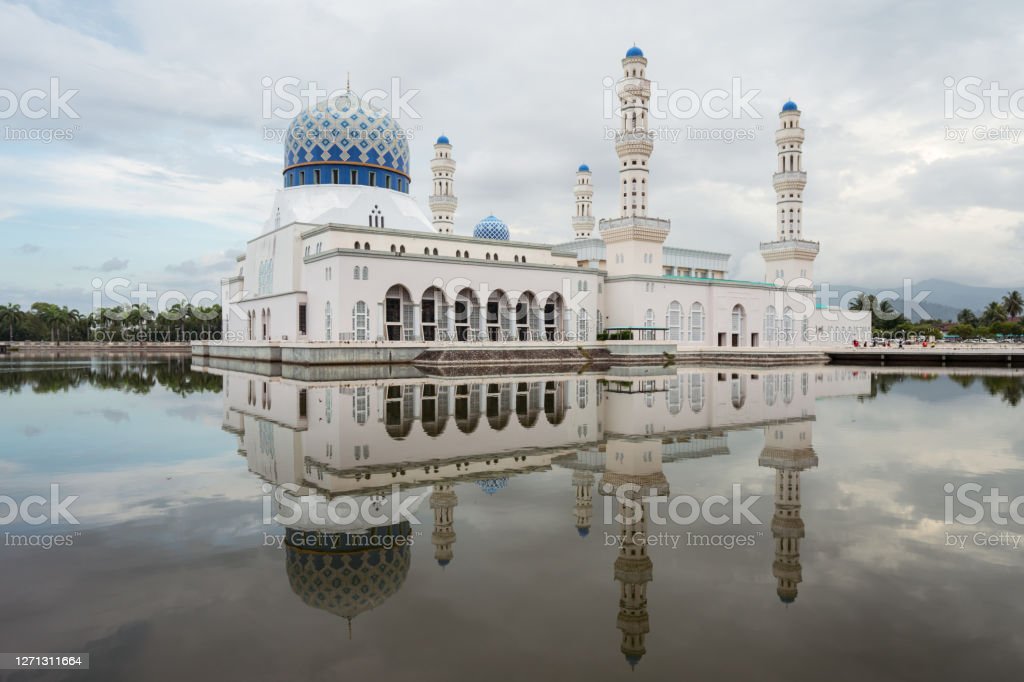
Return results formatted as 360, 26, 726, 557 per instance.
782, 100, 799, 112
625, 46, 644, 58
578, 163, 590, 172
577, 526, 590, 537
473, 215, 510, 241
436, 134, 450, 144
475, 477, 509, 495
283, 90, 410, 191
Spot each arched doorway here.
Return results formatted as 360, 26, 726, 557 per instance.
454, 288, 480, 342
731, 304, 746, 347
543, 293, 564, 341
385, 285, 414, 341
421, 286, 448, 342
486, 290, 514, 341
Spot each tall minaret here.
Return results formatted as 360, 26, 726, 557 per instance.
760, 101, 819, 283
600, 46, 670, 278
429, 135, 457, 234
430, 482, 458, 567
572, 165, 595, 240
758, 418, 818, 604
617, 47, 652, 218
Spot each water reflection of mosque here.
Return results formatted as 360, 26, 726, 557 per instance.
209, 364, 869, 665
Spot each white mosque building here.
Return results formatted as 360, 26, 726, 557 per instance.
218, 46, 869, 353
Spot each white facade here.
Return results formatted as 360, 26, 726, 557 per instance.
222, 48, 869, 349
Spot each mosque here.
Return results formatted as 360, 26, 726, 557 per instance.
218, 47, 870, 352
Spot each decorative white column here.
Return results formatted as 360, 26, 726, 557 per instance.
429, 135, 457, 234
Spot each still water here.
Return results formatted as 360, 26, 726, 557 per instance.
1, 355, 1023, 681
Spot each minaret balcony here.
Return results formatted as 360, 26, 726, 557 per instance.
772, 171, 807, 190
429, 195, 458, 209
759, 239, 819, 257
775, 128, 805, 144
572, 215, 596, 227
430, 157, 456, 172
615, 136, 654, 156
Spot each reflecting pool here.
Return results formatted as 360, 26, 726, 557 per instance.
1, 355, 1023, 680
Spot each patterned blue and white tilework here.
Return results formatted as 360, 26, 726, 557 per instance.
473, 215, 510, 241
284, 92, 410, 178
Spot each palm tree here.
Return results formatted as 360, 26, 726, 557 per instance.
1003, 290, 1024, 319
981, 301, 1007, 326
957, 308, 979, 326
0, 304, 21, 341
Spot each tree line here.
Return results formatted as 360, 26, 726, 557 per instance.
849, 290, 1024, 339
0, 302, 223, 343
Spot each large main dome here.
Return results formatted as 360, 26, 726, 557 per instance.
283, 91, 411, 192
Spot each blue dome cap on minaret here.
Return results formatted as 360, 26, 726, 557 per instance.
625, 45, 644, 58
436, 134, 450, 144
473, 216, 510, 241
782, 100, 799, 112
578, 163, 590, 172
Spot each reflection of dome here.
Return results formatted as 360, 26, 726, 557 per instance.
476, 477, 509, 495
625, 653, 643, 668
625, 46, 644, 58
577, 526, 590, 538
283, 91, 410, 191
285, 522, 412, 624
437, 558, 450, 567
782, 100, 798, 112
778, 590, 797, 604
473, 215, 510, 241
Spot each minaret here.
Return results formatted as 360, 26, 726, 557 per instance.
613, 491, 652, 670
758, 419, 818, 604
600, 46, 670, 278
572, 470, 594, 536
430, 482, 458, 567
429, 135, 457, 234
572, 164, 595, 239
760, 101, 819, 283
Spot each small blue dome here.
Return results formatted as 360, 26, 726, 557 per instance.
436, 134, 450, 144
577, 163, 590, 172
625, 46, 644, 58
473, 215, 510, 241
779, 593, 796, 604
782, 100, 798, 112
577, 526, 590, 538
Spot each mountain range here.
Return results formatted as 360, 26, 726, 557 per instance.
816, 279, 1024, 322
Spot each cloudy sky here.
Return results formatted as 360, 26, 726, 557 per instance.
1, 0, 1023, 310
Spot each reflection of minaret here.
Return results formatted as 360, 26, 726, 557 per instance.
430, 483, 458, 567
614, 491, 652, 669
758, 421, 817, 604
572, 470, 594, 537
600, 439, 669, 669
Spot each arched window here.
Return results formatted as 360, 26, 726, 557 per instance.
353, 266, 361, 280
783, 307, 794, 345
644, 308, 655, 327
324, 301, 332, 342
354, 241, 361, 249
577, 309, 589, 341
362, 266, 368, 280
666, 301, 682, 341
764, 306, 777, 346
352, 300, 368, 341
399, 245, 406, 254
689, 303, 705, 342
464, 251, 469, 259
456, 250, 461, 258
364, 242, 370, 250
424, 247, 430, 255
390, 244, 397, 253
